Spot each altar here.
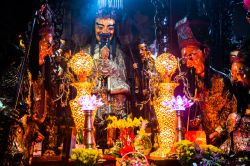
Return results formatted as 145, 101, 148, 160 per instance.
31, 155, 182, 166
1, 0, 250, 165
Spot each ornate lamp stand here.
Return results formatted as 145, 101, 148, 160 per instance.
151, 53, 194, 157
150, 53, 179, 158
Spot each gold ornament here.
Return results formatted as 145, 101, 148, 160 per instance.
68, 52, 94, 77
150, 82, 179, 157
155, 53, 178, 82
70, 82, 94, 131
151, 53, 179, 157
68, 52, 95, 132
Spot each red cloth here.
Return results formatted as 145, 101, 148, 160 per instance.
185, 131, 207, 145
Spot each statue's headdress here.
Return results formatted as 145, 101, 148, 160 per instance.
96, 0, 123, 20
175, 14, 210, 49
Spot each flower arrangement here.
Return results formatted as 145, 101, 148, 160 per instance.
119, 128, 135, 156
78, 95, 103, 111
120, 152, 149, 166
133, 120, 152, 156
175, 140, 225, 166
107, 116, 148, 158
109, 127, 135, 157
134, 129, 152, 156
71, 148, 102, 166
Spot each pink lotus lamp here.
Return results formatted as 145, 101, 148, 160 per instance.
162, 95, 194, 141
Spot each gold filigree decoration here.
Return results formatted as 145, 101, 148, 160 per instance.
150, 52, 179, 157
155, 53, 178, 82
150, 82, 179, 157
69, 82, 95, 131
68, 52, 94, 77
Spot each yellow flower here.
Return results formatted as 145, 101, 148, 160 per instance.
137, 129, 147, 136
70, 148, 101, 164
71, 154, 77, 160
200, 144, 222, 154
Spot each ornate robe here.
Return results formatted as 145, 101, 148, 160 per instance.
84, 44, 130, 117
220, 112, 250, 154
197, 67, 237, 146
220, 82, 250, 154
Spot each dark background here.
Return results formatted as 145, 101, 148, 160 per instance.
65, 0, 250, 70
1, 0, 249, 61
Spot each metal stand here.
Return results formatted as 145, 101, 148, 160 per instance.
83, 110, 96, 149
176, 110, 183, 142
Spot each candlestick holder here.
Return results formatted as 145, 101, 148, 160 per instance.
83, 110, 96, 149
